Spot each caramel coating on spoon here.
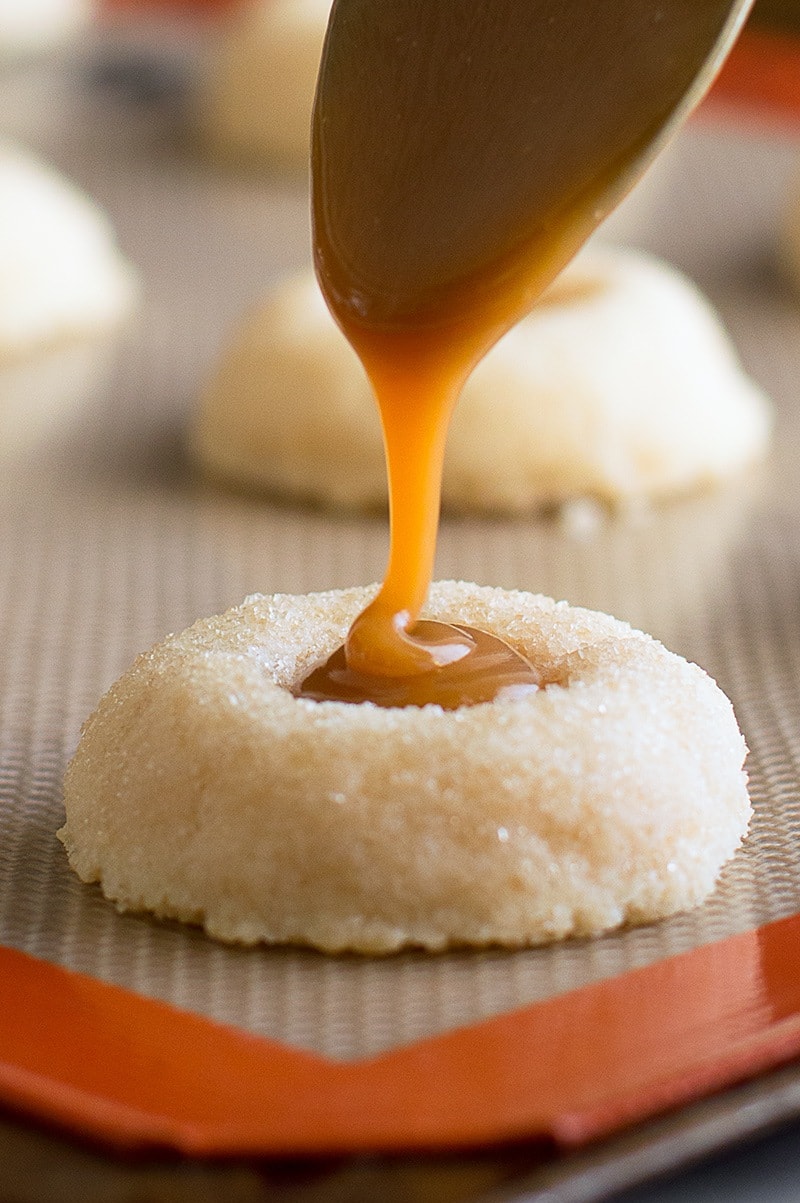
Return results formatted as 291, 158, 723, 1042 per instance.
311, 0, 750, 693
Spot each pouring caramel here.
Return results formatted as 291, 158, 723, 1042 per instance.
296, 0, 751, 709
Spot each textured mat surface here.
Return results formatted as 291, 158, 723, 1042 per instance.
0, 50, 799, 1074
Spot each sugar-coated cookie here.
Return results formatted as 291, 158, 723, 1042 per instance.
60, 582, 750, 953
192, 248, 770, 512
0, 142, 136, 362
198, 0, 331, 167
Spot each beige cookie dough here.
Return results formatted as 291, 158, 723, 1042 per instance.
0, 142, 136, 361
198, 0, 331, 167
0, 0, 90, 57
192, 247, 770, 513
60, 581, 750, 954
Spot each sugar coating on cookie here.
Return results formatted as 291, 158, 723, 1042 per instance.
0, 142, 137, 362
198, 0, 331, 167
192, 247, 770, 512
59, 582, 750, 953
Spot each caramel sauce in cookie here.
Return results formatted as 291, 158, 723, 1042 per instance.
299, 622, 543, 709
298, 0, 741, 706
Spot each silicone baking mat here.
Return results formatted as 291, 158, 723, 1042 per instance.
2, 25, 800, 1197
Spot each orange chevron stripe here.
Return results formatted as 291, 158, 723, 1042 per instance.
2, 915, 800, 1155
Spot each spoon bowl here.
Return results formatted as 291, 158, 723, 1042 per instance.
313, 0, 755, 340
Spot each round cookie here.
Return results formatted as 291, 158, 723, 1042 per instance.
59, 582, 750, 954
198, 0, 331, 168
0, 141, 136, 361
192, 247, 770, 512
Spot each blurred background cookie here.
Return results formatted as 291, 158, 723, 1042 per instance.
0, 141, 136, 358
0, 0, 91, 59
197, 0, 331, 168
0, 141, 137, 458
192, 245, 771, 513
